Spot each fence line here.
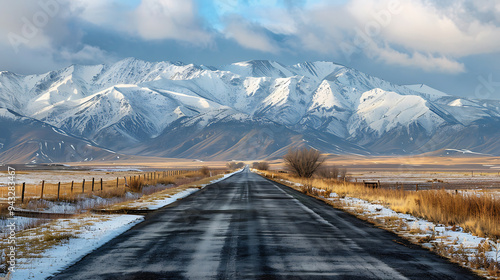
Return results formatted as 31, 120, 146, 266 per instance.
4, 169, 201, 202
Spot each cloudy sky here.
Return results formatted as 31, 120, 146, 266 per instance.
1, 0, 500, 99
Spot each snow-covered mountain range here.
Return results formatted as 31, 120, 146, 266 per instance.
1, 58, 500, 163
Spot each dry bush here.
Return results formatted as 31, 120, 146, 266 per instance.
253, 161, 270, 170
200, 166, 210, 176
316, 166, 347, 180
227, 162, 245, 170
283, 148, 325, 178
128, 177, 145, 192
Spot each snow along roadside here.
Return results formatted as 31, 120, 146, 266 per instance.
116, 168, 244, 210
9, 168, 243, 279
264, 174, 500, 279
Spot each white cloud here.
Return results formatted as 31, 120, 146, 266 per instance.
69, 0, 213, 45
364, 0, 500, 57
59, 45, 113, 65
224, 18, 279, 53
133, 0, 212, 44
373, 46, 466, 73
234, 0, 500, 73
0, 0, 498, 76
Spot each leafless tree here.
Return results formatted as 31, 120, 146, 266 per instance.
252, 161, 270, 170
317, 166, 339, 179
283, 147, 325, 178
227, 162, 245, 170
317, 166, 348, 180
199, 166, 210, 176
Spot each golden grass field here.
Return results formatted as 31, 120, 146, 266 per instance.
258, 170, 500, 239
60, 154, 500, 171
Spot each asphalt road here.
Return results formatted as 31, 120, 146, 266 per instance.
50, 168, 481, 280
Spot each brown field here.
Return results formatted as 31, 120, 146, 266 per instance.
0, 167, 228, 203
258, 170, 500, 239
3, 154, 500, 199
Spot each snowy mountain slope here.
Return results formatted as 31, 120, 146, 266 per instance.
0, 108, 122, 163
1, 58, 500, 161
405, 84, 449, 100
124, 108, 367, 160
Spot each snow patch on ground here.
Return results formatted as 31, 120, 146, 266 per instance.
261, 173, 500, 275
329, 194, 499, 264
91, 168, 143, 172
7, 168, 244, 279
12, 215, 144, 280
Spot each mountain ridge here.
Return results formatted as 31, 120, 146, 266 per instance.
0, 58, 499, 163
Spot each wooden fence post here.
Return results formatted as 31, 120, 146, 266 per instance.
116, 177, 119, 188
21, 182, 25, 203
82, 179, 85, 193
40, 180, 45, 199
71, 181, 74, 193
57, 182, 61, 200
92, 178, 95, 192
100, 178, 103, 191
416, 184, 419, 191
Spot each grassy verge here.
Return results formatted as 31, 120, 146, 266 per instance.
105, 174, 225, 211
0, 170, 229, 276
258, 170, 500, 239
256, 170, 500, 278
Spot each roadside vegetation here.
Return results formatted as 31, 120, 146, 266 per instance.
255, 147, 500, 277
227, 162, 245, 170
284, 147, 324, 178
252, 161, 269, 170
0, 167, 228, 225
0, 166, 230, 276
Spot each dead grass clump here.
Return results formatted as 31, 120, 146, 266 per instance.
97, 188, 127, 199
156, 176, 176, 185
128, 178, 146, 192
42, 231, 75, 243
200, 166, 210, 176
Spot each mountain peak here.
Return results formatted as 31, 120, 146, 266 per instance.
405, 84, 449, 99
1, 58, 498, 162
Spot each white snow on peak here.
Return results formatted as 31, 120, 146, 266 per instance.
0, 58, 493, 146
348, 89, 444, 136
405, 84, 449, 99
448, 98, 475, 107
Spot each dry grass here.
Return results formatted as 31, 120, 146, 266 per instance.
0, 214, 108, 274
259, 170, 500, 278
260, 171, 500, 239
0, 170, 224, 218
104, 173, 225, 211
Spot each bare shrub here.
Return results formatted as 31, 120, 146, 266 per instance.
128, 177, 145, 192
317, 166, 340, 179
283, 148, 325, 178
199, 166, 210, 176
253, 161, 269, 170
227, 162, 245, 170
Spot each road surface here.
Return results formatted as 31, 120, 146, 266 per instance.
51, 168, 480, 279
